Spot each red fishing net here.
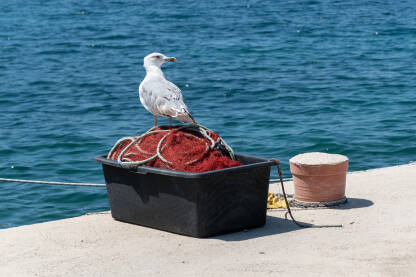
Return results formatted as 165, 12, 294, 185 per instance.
107, 125, 242, 173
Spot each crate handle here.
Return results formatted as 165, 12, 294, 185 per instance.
135, 169, 148, 175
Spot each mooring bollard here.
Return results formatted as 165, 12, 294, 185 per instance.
289, 152, 349, 203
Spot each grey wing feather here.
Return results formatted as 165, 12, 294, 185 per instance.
139, 78, 195, 123
163, 80, 184, 102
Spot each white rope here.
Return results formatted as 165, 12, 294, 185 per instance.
0, 177, 105, 187
270, 178, 293, 183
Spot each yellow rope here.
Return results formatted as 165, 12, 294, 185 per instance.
267, 192, 287, 209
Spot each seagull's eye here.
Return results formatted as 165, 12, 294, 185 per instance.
155, 55, 162, 59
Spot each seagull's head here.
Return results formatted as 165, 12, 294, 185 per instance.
143, 52, 177, 69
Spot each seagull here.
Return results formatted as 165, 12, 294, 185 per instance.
139, 52, 197, 126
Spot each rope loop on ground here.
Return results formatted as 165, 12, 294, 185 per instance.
290, 197, 347, 208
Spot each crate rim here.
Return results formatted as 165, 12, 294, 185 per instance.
95, 153, 275, 179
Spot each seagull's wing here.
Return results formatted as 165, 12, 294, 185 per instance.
140, 77, 196, 123
157, 80, 196, 122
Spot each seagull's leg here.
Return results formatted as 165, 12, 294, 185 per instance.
154, 115, 158, 126
169, 117, 172, 126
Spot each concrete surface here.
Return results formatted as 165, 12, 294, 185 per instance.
1, 163, 416, 277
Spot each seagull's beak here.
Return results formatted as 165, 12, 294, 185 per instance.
166, 57, 177, 62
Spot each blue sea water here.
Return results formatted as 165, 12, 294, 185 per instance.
1, 0, 415, 229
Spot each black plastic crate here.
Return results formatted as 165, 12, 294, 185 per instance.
95, 153, 274, 238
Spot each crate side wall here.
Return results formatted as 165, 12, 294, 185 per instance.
102, 164, 199, 236
196, 166, 270, 237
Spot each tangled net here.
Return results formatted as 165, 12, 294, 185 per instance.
107, 125, 242, 173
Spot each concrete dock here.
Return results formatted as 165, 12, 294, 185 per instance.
1, 163, 416, 276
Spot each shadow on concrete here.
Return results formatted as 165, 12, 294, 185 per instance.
331, 197, 374, 210
214, 215, 303, 241
215, 197, 373, 241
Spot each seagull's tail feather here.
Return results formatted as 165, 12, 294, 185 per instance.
159, 102, 197, 124
176, 112, 197, 124
187, 112, 197, 124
